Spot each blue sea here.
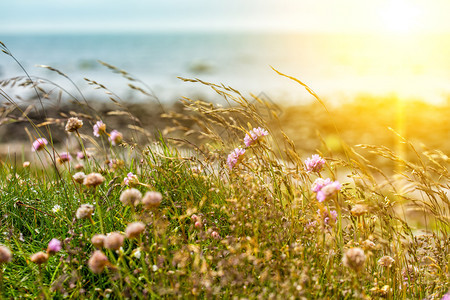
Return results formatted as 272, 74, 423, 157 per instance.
1, 32, 450, 104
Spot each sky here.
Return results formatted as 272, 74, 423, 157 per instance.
1, 0, 450, 34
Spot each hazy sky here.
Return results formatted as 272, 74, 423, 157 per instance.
1, 0, 450, 33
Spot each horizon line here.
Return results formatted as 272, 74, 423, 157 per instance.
2, 27, 450, 36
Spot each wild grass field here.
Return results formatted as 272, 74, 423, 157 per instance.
0, 41, 449, 299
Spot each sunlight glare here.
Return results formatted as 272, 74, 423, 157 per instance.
379, 0, 421, 34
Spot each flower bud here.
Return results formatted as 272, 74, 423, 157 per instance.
91, 234, 106, 249
378, 255, 395, 268
30, 251, 49, 264
142, 191, 162, 209
351, 204, 369, 217
0, 246, 12, 263
65, 117, 83, 132
73, 172, 86, 184
88, 250, 109, 274
361, 239, 376, 250
119, 188, 142, 206
125, 222, 146, 239
83, 172, 105, 188
76, 204, 94, 219
104, 232, 124, 251
343, 247, 366, 272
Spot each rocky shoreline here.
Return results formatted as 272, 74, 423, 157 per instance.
1, 96, 449, 166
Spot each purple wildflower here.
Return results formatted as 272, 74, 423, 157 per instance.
211, 231, 220, 239
244, 127, 269, 147
123, 172, 138, 187
93, 120, 106, 137
57, 152, 72, 164
227, 148, 246, 170
305, 220, 318, 232
311, 178, 332, 193
77, 151, 85, 160
442, 293, 450, 300
316, 180, 342, 202
32, 138, 48, 152
47, 238, 62, 254
317, 208, 338, 225
401, 265, 417, 285
108, 130, 123, 146
304, 154, 326, 173
108, 159, 115, 168
312, 178, 341, 202
77, 151, 91, 160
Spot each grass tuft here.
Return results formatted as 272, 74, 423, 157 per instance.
0, 41, 448, 299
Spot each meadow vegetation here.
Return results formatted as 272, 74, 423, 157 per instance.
0, 41, 449, 299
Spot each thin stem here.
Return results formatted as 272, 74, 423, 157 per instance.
75, 130, 91, 174
0, 268, 3, 300
38, 264, 49, 299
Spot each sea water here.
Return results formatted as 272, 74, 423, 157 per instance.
1, 32, 450, 104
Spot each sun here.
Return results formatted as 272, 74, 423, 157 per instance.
379, 0, 421, 34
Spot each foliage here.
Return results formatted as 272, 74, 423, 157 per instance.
0, 41, 449, 299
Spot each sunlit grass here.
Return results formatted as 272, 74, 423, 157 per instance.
0, 41, 449, 299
